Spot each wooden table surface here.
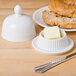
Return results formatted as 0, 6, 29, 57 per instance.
0, 0, 76, 76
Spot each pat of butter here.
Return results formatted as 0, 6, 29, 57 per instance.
44, 26, 61, 39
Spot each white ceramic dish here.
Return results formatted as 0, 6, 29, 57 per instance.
1, 5, 36, 42
33, 6, 76, 32
32, 31, 74, 55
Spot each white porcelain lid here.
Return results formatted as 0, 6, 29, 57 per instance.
1, 5, 36, 42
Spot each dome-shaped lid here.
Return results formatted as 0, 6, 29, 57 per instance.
1, 5, 36, 42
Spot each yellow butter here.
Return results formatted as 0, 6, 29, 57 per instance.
44, 26, 61, 39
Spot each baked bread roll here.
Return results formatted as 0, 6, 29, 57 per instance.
42, 10, 76, 29
48, 0, 76, 18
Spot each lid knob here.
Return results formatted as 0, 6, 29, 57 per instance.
14, 5, 22, 15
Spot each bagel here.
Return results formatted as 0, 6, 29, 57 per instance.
42, 10, 76, 29
48, 0, 76, 18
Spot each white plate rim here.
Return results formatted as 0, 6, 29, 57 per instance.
32, 36, 74, 55
33, 6, 76, 32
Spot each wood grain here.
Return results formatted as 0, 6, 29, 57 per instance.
0, 0, 76, 76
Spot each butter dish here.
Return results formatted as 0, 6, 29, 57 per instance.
32, 30, 74, 54
1, 5, 36, 42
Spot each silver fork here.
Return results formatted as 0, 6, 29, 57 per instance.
35, 52, 76, 73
